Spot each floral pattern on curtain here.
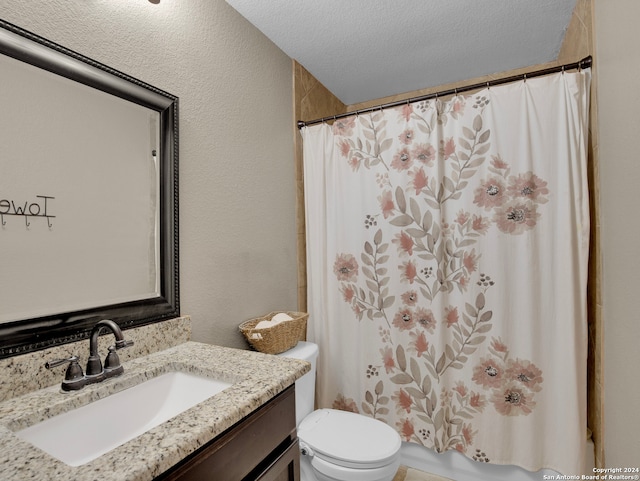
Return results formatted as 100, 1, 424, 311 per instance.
302, 70, 591, 475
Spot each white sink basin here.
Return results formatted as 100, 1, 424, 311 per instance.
15, 371, 232, 466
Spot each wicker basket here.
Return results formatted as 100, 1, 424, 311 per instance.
239, 311, 308, 354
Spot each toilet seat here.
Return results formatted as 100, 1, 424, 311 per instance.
298, 408, 401, 470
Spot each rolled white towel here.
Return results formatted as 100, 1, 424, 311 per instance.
271, 312, 294, 323
254, 312, 294, 330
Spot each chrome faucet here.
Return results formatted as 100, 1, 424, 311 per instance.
46, 319, 134, 391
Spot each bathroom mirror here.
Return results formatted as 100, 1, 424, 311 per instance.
0, 20, 179, 358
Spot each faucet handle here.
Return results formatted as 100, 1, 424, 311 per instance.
45, 355, 78, 370
115, 339, 134, 350
45, 356, 84, 382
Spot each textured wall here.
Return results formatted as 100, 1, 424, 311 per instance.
595, 0, 640, 468
0, 0, 297, 349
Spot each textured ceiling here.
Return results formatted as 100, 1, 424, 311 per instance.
226, 0, 577, 105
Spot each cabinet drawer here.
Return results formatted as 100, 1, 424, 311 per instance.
254, 438, 300, 481
157, 385, 296, 481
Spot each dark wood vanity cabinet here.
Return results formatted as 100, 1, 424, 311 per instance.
156, 385, 300, 481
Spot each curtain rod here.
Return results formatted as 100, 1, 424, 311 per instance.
297, 55, 592, 129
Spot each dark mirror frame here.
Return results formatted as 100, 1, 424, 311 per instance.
0, 19, 179, 359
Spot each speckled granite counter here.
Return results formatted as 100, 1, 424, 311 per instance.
0, 341, 309, 481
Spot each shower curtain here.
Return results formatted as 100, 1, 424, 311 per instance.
302, 70, 591, 475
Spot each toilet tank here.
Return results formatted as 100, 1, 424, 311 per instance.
277, 341, 318, 425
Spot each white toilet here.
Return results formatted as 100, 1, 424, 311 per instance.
278, 341, 401, 481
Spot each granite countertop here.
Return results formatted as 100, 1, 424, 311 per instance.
0, 341, 309, 481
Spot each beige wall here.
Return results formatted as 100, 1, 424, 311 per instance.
3, 0, 637, 469
0, 0, 298, 349
594, 0, 640, 467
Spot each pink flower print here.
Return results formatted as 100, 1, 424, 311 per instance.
340, 284, 355, 303
412, 143, 436, 166
400, 260, 418, 284
490, 154, 509, 171
507, 172, 549, 203
463, 249, 479, 274
393, 231, 414, 257
494, 200, 540, 235
394, 389, 414, 414
348, 156, 361, 172
381, 346, 396, 373
455, 443, 466, 453
474, 177, 507, 209
490, 337, 509, 354
410, 330, 429, 357
397, 418, 415, 442
415, 307, 436, 333
399, 129, 415, 145
410, 167, 429, 195
379, 190, 395, 219
491, 383, 535, 416
506, 358, 543, 392
440, 137, 456, 159
391, 147, 413, 171
398, 103, 413, 122
455, 210, 470, 226
333, 393, 360, 413
451, 98, 465, 117
472, 357, 505, 388
453, 381, 468, 397
333, 254, 358, 281
471, 214, 490, 234
338, 139, 351, 158
401, 290, 418, 306
393, 308, 415, 331
332, 117, 355, 136
462, 423, 477, 445
469, 391, 486, 410
444, 306, 459, 327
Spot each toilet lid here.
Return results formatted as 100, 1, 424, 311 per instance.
298, 409, 401, 469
